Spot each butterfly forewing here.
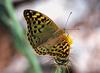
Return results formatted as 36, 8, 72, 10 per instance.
24, 9, 60, 48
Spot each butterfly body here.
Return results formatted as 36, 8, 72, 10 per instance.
23, 9, 72, 65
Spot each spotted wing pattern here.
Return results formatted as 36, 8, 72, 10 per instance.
24, 9, 59, 48
23, 9, 73, 65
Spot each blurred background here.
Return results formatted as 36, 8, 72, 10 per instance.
0, 0, 100, 73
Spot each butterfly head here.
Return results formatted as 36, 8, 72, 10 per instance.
54, 57, 70, 65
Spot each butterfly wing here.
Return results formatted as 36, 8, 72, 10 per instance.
23, 9, 63, 48
24, 10, 73, 65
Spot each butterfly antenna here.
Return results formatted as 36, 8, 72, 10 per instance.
64, 12, 72, 35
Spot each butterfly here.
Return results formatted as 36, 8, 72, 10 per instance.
23, 9, 73, 65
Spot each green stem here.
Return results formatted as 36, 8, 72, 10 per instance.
0, 0, 43, 73
54, 66, 69, 73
